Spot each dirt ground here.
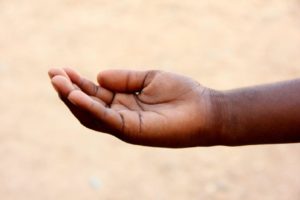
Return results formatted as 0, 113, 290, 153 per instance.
0, 0, 300, 199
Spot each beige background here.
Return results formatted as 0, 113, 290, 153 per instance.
1, 0, 300, 199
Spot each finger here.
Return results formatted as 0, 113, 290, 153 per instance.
63, 67, 114, 105
97, 70, 158, 93
68, 90, 123, 132
48, 68, 70, 80
60, 96, 113, 132
51, 75, 75, 97
60, 96, 98, 129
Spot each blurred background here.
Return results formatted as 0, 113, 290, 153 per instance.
0, 0, 300, 199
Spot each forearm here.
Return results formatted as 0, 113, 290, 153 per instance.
210, 79, 300, 146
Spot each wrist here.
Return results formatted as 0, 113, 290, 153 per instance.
206, 89, 232, 146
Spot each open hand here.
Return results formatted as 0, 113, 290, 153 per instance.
48, 68, 216, 148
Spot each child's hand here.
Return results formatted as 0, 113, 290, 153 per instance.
48, 68, 217, 148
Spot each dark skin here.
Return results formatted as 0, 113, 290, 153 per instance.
48, 68, 300, 148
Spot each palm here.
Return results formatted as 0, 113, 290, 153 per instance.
49, 68, 210, 147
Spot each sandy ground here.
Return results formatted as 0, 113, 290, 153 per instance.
0, 0, 300, 199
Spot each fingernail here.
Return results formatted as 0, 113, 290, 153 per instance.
68, 92, 78, 106
48, 68, 61, 78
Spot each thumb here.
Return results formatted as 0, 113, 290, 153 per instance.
97, 70, 158, 93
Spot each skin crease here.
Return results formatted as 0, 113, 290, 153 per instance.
49, 68, 300, 148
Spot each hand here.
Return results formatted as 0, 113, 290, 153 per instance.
48, 68, 217, 148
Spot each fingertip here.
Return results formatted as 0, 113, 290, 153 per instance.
96, 71, 104, 85
50, 75, 63, 91
48, 69, 53, 78
48, 68, 60, 78
48, 68, 71, 80
51, 75, 75, 97
96, 70, 114, 85
51, 75, 61, 87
